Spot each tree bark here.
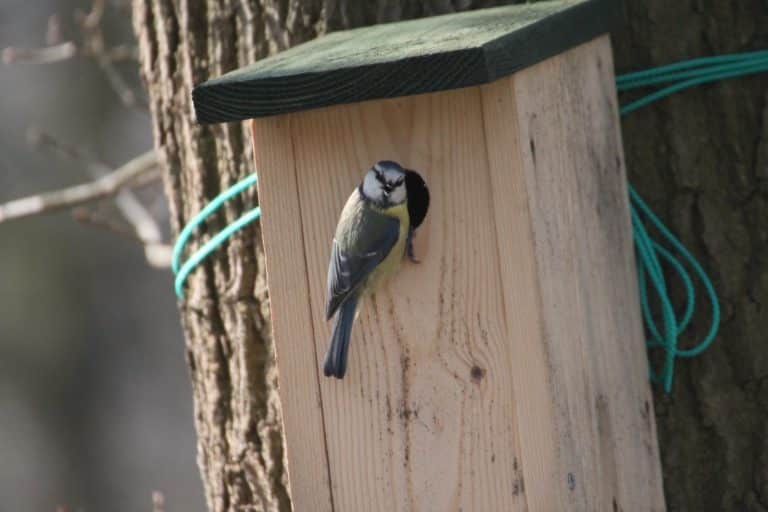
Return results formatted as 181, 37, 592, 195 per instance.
613, 2, 768, 511
132, 0, 768, 511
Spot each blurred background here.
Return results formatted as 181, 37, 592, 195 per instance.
0, 0, 204, 510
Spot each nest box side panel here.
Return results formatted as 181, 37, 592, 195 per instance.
502, 35, 665, 510
285, 89, 527, 511
251, 117, 334, 512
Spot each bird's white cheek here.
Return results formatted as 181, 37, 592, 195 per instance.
362, 177, 381, 202
390, 187, 406, 205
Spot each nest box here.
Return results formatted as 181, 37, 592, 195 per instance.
192, 1, 665, 510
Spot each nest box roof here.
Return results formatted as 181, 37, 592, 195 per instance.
192, 0, 622, 124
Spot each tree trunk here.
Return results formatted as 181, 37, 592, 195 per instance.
132, 0, 767, 510
613, 2, 768, 511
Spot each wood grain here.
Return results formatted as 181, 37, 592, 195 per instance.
252, 36, 664, 512
251, 117, 334, 512
286, 87, 527, 511
193, 0, 622, 122
479, 64, 568, 512
510, 35, 665, 511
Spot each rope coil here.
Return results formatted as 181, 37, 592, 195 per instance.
171, 174, 260, 298
613, 50, 768, 390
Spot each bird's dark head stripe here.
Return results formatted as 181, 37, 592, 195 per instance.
374, 160, 403, 174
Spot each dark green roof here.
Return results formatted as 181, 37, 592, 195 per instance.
193, 0, 622, 123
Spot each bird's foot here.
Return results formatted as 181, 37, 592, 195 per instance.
406, 239, 420, 264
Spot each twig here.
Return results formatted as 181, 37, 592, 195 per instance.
2, 0, 145, 109
106, 44, 139, 62
152, 490, 165, 512
81, 0, 145, 109
26, 129, 170, 268
1, 0, 162, 268
73, 207, 172, 268
26, 128, 155, 181
2, 42, 77, 65
129, 167, 163, 189
0, 150, 159, 222
75, 0, 105, 30
46, 14, 64, 45
73, 207, 139, 240
96, 53, 141, 108
115, 190, 172, 268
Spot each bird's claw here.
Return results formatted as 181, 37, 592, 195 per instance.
406, 239, 420, 264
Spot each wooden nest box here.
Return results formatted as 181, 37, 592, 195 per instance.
192, 1, 665, 510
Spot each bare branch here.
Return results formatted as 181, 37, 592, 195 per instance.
96, 53, 145, 109
78, 0, 146, 109
46, 14, 64, 45
4, 0, 145, 108
2, 0, 162, 268
115, 190, 172, 268
144, 244, 172, 269
2, 42, 77, 65
30, 130, 168, 265
72, 207, 172, 268
25, 130, 169, 266
75, 0, 106, 30
129, 167, 163, 189
106, 44, 139, 62
152, 491, 166, 512
0, 150, 159, 222
72, 207, 140, 239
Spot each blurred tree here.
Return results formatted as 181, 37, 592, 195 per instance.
131, 1, 768, 511
0, 1, 203, 510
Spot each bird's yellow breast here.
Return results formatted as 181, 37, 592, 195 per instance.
368, 201, 409, 289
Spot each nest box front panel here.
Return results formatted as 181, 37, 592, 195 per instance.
323, 89, 515, 511
256, 87, 526, 511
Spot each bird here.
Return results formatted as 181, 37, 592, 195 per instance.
323, 160, 430, 379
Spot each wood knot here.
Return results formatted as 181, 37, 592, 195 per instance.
470, 365, 485, 383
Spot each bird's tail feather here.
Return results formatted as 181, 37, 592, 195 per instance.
323, 295, 359, 379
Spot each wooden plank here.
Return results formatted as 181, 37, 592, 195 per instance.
479, 71, 569, 512
193, 0, 622, 122
250, 118, 334, 512
286, 88, 527, 511
510, 35, 666, 511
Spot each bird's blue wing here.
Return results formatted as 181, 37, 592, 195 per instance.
325, 215, 400, 320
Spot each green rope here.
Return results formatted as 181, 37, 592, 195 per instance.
616, 50, 768, 86
620, 59, 768, 115
169, 48, 768, 393
612, 49, 768, 391
627, 187, 720, 392
171, 174, 260, 297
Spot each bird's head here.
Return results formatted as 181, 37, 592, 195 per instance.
361, 160, 407, 207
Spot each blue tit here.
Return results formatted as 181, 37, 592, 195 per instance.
323, 160, 430, 379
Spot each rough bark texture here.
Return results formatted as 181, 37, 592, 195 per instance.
613, 3, 768, 511
132, 0, 768, 510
